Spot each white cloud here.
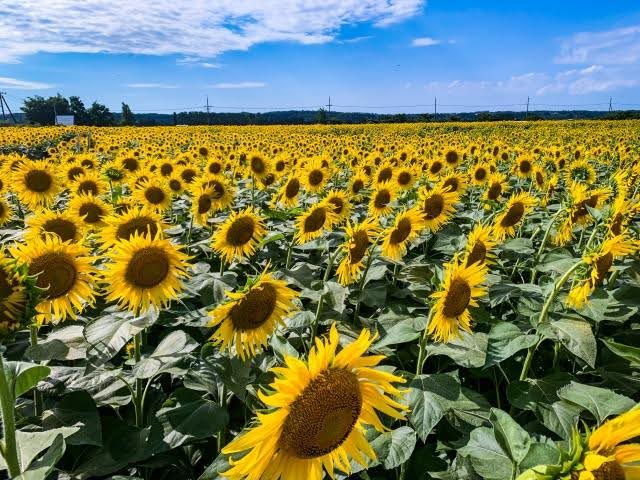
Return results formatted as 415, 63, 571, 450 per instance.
0, 76, 53, 89
537, 64, 638, 95
411, 37, 440, 47
212, 81, 266, 89
176, 57, 222, 68
0, 0, 424, 63
126, 83, 179, 88
338, 35, 374, 44
556, 24, 640, 64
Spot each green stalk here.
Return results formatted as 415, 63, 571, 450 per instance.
530, 207, 564, 284
133, 332, 144, 428
285, 236, 294, 270
415, 308, 435, 375
353, 246, 376, 323
0, 354, 20, 478
310, 247, 341, 342
29, 325, 43, 418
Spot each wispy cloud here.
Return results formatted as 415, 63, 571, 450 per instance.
0, 76, 53, 89
176, 57, 222, 68
338, 35, 374, 44
0, 0, 424, 63
211, 82, 266, 89
126, 83, 179, 88
556, 24, 640, 65
411, 37, 440, 47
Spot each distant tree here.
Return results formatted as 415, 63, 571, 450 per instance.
316, 108, 328, 124
121, 102, 135, 126
87, 102, 114, 126
69, 96, 89, 125
172, 111, 178, 126
22, 94, 70, 125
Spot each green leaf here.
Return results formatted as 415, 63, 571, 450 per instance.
490, 408, 531, 464
557, 381, 636, 424
545, 319, 597, 368
370, 426, 417, 469
43, 391, 102, 446
375, 317, 425, 349
601, 339, 640, 365
519, 442, 561, 471
427, 331, 488, 368
0, 427, 78, 472
26, 325, 87, 361
485, 323, 538, 368
5, 362, 51, 399
15, 434, 66, 480
133, 330, 197, 379
459, 426, 514, 480
407, 373, 461, 441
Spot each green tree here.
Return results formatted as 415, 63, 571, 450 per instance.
87, 102, 114, 126
69, 96, 89, 125
22, 94, 70, 125
121, 102, 135, 126
316, 107, 328, 124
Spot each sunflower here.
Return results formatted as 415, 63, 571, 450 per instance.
25, 209, 84, 243
514, 156, 534, 178
158, 159, 176, 178
470, 163, 490, 185
493, 192, 537, 240
302, 157, 329, 193
0, 258, 25, 337
336, 218, 380, 286
295, 204, 338, 244
429, 254, 488, 343
381, 208, 424, 261
208, 271, 298, 360
532, 165, 547, 191
190, 186, 214, 227
247, 152, 271, 180
483, 172, 508, 203
566, 235, 637, 309
205, 157, 224, 176
178, 165, 199, 185
566, 159, 596, 185
13, 160, 61, 210
444, 148, 461, 167
221, 324, 407, 480
68, 193, 113, 230
418, 185, 458, 232
374, 161, 394, 184
103, 232, 189, 313
273, 176, 301, 207
199, 175, 235, 211
212, 207, 266, 263
349, 173, 368, 198
395, 165, 417, 190
368, 182, 396, 217
10, 236, 96, 324
323, 190, 351, 224
99, 207, 164, 250
118, 154, 142, 175
133, 178, 172, 213
72, 171, 108, 197
0, 197, 13, 226
463, 224, 498, 267
439, 172, 467, 196
60, 161, 87, 183
167, 176, 184, 196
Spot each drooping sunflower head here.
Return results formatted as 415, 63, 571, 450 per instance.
463, 223, 497, 267
10, 236, 96, 324
222, 324, 407, 480
212, 207, 266, 263
295, 203, 338, 244
429, 254, 488, 343
418, 185, 458, 232
349, 173, 368, 197
381, 208, 425, 261
103, 232, 190, 314
68, 193, 113, 230
208, 271, 298, 359
368, 181, 396, 217
493, 192, 537, 240
584, 235, 637, 286
25, 209, 84, 243
134, 178, 172, 213
322, 190, 352, 224
336, 218, 380, 286
0, 257, 26, 337
99, 207, 164, 250
14, 160, 61, 210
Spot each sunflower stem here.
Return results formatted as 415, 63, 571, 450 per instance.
353, 246, 376, 324
186, 215, 194, 255
310, 246, 340, 342
518, 259, 583, 383
285, 236, 294, 270
415, 308, 435, 375
584, 221, 600, 252
133, 332, 144, 428
607, 269, 620, 290
217, 384, 227, 453
0, 353, 20, 478
530, 207, 564, 284
29, 325, 43, 418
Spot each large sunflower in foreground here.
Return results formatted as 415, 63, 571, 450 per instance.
13, 160, 61, 210
418, 185, 458, 232
295, 204, 338, 244
336, 218, 379, 286
493, 192, 537, 240
212, 207, 266, 263
0, 258, 25, 336
10, 236, 96, 324
25, 209, 84, 243
381, 208, 424, 261
222, 324, 407, 480
103, 232, 190, 313
429, 254, 488, 343
208, 271, 298, 359
98, 208, 164, 250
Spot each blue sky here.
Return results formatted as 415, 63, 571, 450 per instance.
1, 0, 639, 114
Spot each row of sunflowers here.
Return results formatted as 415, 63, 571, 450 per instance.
0, 121, 639, 480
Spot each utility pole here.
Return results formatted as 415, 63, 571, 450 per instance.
205, 96, 211, 125
326, 96, 332, 113
525, 96, 530, 120
609, 97, 613, 112
53, 103, 58, 125
0, 92, 17, 124
434, 97, 437, 118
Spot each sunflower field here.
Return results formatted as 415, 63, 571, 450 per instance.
0, 121, 639, 480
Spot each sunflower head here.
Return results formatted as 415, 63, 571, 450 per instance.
418, 185, 458, 232
25, 209, 83, 243
212, 207, 266, 263
381, 208, 424, 261
99, 207, 164, 249
295, 204, 338, 244
336, 218, 380, 285
0, 259, 26, 337
493, 192, 537, 240
14, 160, 61, 210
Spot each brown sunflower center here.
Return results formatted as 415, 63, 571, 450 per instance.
500, 202, 525, 228
398, 171, 411, 185
285, 178, 300, 198
0, 202, 5, 218
0, 269, 13, 300
145, 187, 166, 205
28, 252, 77, 299
304, 207, 327, 233
377, 167, 393, 182
78, 180, 98, 196
443, 178, 459, 193
168, 179, 181, 192
229, 283, 277, 330
279, 368, 362, 459
122, 158, 138, 171
197, 194, 212, 214
308, 169, 324, 186
466, 241, 487, 266
374, 190, 391, 209
445, 151, 459, 164
67, 166, 84, 181
571, 462, 625, 480
535, 172, 544, 186
125, 247, 170, 288
208, 162, 221, 174
181, 169, 196, 183
116, 217, 158, 241
390, 217, 412, 244
519, 160, 532, 173
79, 203, 104, 224
423, 194, 444, 219
160, 164, 173, 176
208, 181, 225, 199
349, 230, 370, 264
327, 197, 344, 215
352, 179, 364, 194
226, 216, 255, 246
475, 168, 487, 181
488, 182, 502, 200
25, 169, 52, 193
610, 214, 623, 236
442, 277, 472, 318
430, 161, 443, 174
251, 156, 265, 174
42, 218, 77, 242
594, 252, 613, 284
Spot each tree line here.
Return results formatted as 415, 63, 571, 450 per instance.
20, 94, 135, 126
